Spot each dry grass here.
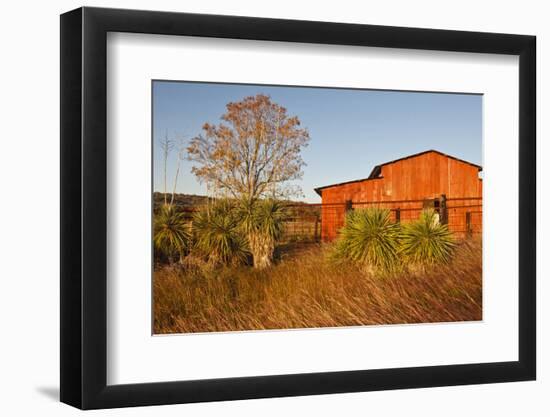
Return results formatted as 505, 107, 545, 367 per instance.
153, 238, 482, 334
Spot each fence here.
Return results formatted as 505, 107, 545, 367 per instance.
285, 195, 482, 243
281, 205, 321, 243
157, 196, 482, 245
318, 196, 482, 242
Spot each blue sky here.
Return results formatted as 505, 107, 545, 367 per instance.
153, 81, 482, 203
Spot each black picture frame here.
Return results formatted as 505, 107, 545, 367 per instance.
60, 6, 536, 410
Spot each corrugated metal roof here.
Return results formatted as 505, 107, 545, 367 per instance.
314, 149, 482, 196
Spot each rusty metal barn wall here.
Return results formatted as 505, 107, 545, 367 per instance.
319, 152, 483, 241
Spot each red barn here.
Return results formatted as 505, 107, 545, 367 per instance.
314, 150, 483, 241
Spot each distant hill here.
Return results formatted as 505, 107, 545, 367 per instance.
153, 192, 211, 210
153, 192, 320, 218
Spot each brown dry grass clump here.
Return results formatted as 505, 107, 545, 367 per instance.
153, 238, 482, 334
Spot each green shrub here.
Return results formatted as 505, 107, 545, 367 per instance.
333, 208, 401, 273
400, 209, 456, 267
192, 200, 249, 266
153, 205, 191, 263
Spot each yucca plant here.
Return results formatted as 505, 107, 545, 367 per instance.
333, 208, 401, 273
192, 200, 249, 267
237, 199, 287, 269
400, 209, 456, 268
153, 205, 191, 263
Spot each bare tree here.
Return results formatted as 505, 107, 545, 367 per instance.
159, 131, 174, 206
187, 94, 310, 203
170, 138, 186, 207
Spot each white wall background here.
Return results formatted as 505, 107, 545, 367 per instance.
0, 0, 545, 415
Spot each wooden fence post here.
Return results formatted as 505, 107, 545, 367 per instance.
466, 211, 472, 237
345, 199, 353, 213
395, 207, 401, 223
439, 194, 448, 225
314, 217, 319, 242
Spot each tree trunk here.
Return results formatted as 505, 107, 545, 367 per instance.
170, 157, 181, 207
253, 250, 272, 269
248, 232, 274, 269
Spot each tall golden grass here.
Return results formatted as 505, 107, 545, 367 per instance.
153, 238, 482, 334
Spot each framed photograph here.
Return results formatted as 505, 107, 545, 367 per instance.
60, 7, 536, 409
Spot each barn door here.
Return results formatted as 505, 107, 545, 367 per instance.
422, 198, 438, 210
422, 196, 447, 224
